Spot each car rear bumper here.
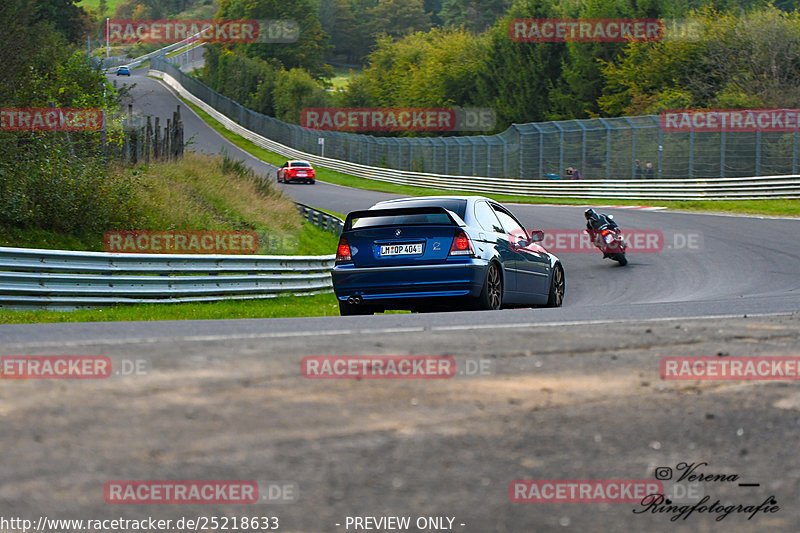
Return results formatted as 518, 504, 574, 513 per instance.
332, 260, 487, 302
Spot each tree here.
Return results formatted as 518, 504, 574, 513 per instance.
440, 0, 510, 33
599, 6, 800, 115
272, 69, 333, 123
368, 0, 431, 39
33, 0, 90, 43
217, 0, 332, 78
328, 0, 374, 64
474, 0, 568, 126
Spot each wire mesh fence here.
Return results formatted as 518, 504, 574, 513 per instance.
152, 58, 800, 180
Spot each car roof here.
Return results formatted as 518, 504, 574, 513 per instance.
372, 195, 492, 208
287, 160, 312, 165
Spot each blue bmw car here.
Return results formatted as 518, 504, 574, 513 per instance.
332, 196, 565, 315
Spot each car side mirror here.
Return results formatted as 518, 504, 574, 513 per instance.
528, 230, 544, 243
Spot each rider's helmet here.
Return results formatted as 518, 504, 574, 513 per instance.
584, 208, 599, 222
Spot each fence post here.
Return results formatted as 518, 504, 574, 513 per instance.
755, 130, 761, 176
165, 119, 171, 160
554, 122, 564, 179
503, 140, 507, 178
653, 115, 663, 179
720, 131, 725, 178
145, 117, 152, 164
624, 117, 635, 179
485, 137, 491, 177
471, 138, 477, 176
534, 124, 543, 179
576, 121, 587, 179
599, 118, 611, 179
154, 117, 161, 160
689, 129, 694, 179
794, 132, 798, 175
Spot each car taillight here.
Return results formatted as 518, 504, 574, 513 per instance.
449, 230, 474, 257
336, 237, 352, 262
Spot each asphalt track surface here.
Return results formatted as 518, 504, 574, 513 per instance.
1, 67, 799, 533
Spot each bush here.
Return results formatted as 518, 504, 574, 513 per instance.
0, 133, 143, 234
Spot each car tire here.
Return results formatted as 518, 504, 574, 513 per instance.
338, 301, 375, 316
546, 263, 565, 307
475, 262, 502, 310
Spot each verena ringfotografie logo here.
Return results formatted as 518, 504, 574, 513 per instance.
107, 19, 298, 44
1, 108, 103, 132
301, 356, 459, 379
660, 109, 800, 132
509, 480, 663, 503
1, 356, 111, 379
300, 108, 496, 132
103, 231, 258, 254
510, 19, 664, 42
661, 357, 800, 380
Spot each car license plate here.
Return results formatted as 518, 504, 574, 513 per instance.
297, 171, 307, 176
379, 243, 423, 256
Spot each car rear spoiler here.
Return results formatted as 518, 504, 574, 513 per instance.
343, 206, 467, 231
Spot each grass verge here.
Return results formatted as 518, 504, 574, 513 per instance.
0, 293, 340, 324
174, 90, 800, 217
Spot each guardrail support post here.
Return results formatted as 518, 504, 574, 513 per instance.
755, 131, 761, 176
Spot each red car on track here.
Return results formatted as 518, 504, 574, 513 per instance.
277, 160, 316, 184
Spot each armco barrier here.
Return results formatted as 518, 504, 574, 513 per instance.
296, 203, 344, 234
0, 246, 335, 310
149, 65, 800, 200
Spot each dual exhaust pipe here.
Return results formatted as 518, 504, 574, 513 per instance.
347, 295, 363, 306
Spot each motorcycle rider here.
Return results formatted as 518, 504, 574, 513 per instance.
585, 208, 621, 257
584, 208, 619, 231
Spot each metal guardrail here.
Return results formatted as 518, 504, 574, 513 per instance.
99, 32, 203, 72
296, 203, 344, 234
150, 67, 800, 200
0, 246, 335, 310
149, 59, 800, 182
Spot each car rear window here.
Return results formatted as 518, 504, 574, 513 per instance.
352, 212, 453, 229
372, 199, 467, 220
290, 162, 311, 167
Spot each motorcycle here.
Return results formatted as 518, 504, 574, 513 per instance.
587, 222, 628, 266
